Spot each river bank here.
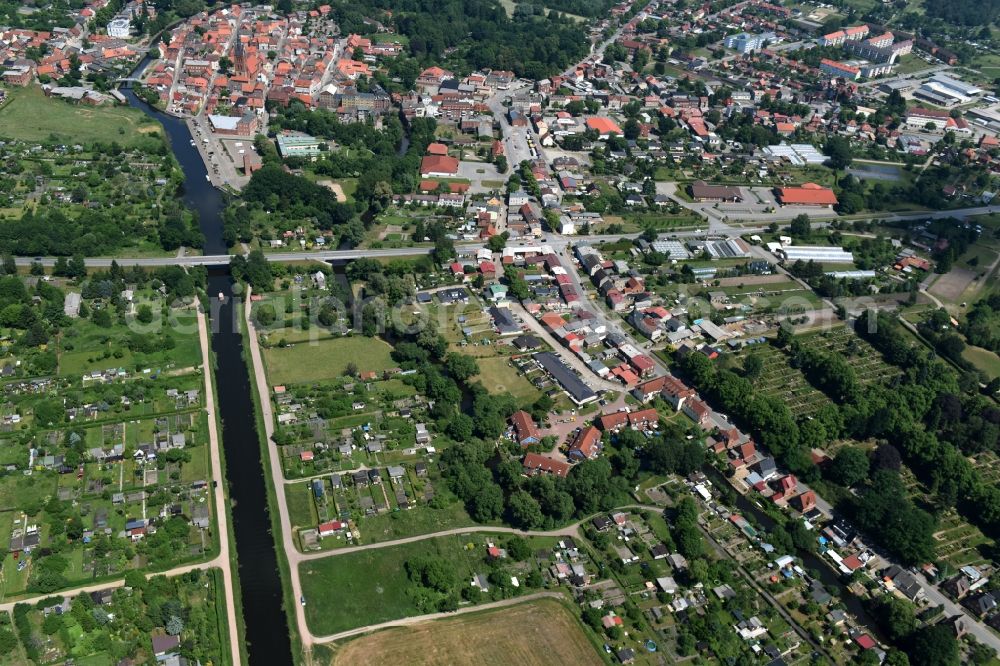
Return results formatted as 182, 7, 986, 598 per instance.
121, 57, 295, 665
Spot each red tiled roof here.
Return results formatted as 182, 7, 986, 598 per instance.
511, 410, 539, 444
775, 183, 838, 206
420, 155, 459, 175
523, 453, 571, 477
568, 426, 602, 459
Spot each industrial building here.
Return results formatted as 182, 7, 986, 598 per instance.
276, 133, 322, 158
535, 352, 597, 405
651, 240, 691, 260
915, 74, 982, 106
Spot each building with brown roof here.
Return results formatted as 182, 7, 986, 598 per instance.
523, 453, 571, 478
420, 155, 459, 177
689, 181, 742, 202
510, 410, 540, 446
568, 426, 602, 461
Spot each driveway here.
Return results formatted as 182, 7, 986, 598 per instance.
507, 301, 622, 393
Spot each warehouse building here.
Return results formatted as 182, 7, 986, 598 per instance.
535, 352, 598, 405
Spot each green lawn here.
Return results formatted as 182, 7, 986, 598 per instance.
0, 85, 162, 146
286, 483, 317, 530
263, 336, 395, 386
962, 345, 1000, 380
472, 356, 541, 405
58, 312, 202, 377
300, 533, 484, 635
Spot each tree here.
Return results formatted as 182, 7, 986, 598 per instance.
870, 595, 917, 642
907, 624, 959, 666
470, 484, 504, 522
789, 214, 811, 238
166, 615, 184, 636
824, 136, 853, 170
872, 443, 902, 471
255, 303, 276, 326
445, 353, 479, 382
136, 304, 153, 324
743, 353, 764, 381
488, 233, 508, 253
447, 414, 474, 441
507, 490, 544, 528
506, 536, 531, 561
828, 446, 869, 487
230, 250, 273, 292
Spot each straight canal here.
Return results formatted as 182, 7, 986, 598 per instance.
121, 61, 294, 665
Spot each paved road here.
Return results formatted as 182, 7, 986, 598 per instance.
16, 203, 999, 269
508, 300, 623, 392
558, 244, 669, 378
311, 591, 566, 644
918, 571, 1000, 652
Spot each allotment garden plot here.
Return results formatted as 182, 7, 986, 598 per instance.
0, 284, 218, 600
745, 344, 831, 416
287, 460, 474, 552
797, 326, 901, 386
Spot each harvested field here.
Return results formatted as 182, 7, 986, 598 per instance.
329, 597, 601, 666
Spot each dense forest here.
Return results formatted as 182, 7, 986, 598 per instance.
519, 0, 617, 17
924, 0, 1000, 27
328, 0, 590, 79
0, 205, 199, 257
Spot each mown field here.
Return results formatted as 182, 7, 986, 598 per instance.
263, 336, 395, 386
0, 84, 161, 146
327, 597, 602, 666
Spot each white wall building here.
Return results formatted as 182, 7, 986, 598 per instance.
107, 17, 131, 38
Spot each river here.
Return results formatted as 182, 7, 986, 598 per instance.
701, 466, 877, 631
120, 61, 293, 665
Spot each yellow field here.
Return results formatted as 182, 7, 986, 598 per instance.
328, 598, 602, 666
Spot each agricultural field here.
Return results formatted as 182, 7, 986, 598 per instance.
0, 85, 162, 147
327, 597, 602, 666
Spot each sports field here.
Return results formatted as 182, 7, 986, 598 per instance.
329, 597, 602, 666
0, 84, 161, 146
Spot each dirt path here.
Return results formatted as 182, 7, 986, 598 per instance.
0, 308, 244, 666
312, 591, 566, 644
196, 304, 243, 666
297, 523, 582, 562
244, 290, 312, 656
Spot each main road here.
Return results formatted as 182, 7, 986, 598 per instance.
17, 204, 999, 268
